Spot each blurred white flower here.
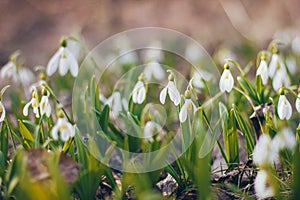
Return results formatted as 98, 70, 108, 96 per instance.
286, 55, 297, 74
23, 89, 40, 118
132, 80, 146, 104
0, 101, 6, 122
272, 128, 296, 151
272, 67, 290, 92
159, 73, 180, 106
295, 93, 300, 113
142, 40, 164, 62
192, 69, 212, 88
253, 134, 278, 166
256, 59, 268, 85
51, 115, 75, 142
179, 98, 197, 123
185, 43, 203, 63
143, 121, 162, 142
39, 90, 51, 117
46, 40, 79, 77
254, 170, 275, 200
104, 91, 127, 117
292, 36, 300, 54
115, 36, 138, 65
143, 61, 165, 81
1, 59, 34, 85
219, 64, 234, 93
277, 94, 292, 120
268, 53, 287, 79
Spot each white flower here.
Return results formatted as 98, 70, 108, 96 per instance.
51, 116, 75, 142
296, 93, 300, 113
272, 128, 296, 151
0, 101, 6, 122
292, 36, 300, 54
268, 53, 285, 78
104, 91, 128, 117
185, 43, 203, 63
23, 90, 40, 118
256, 59, 268, 85
144, 121, 162, 141
39, 90, 51, 117
286, 56, 297, 74
179, 98, 197, 123
143, 62, 165, 81
272, 67, 290, 91
132, 80, 146, 104
255, 170, 275, 200
219, 65, 234, 93
1, 61, 34, 85
253, 134, 278, 166
277, 94, 292, 120
46, 41, 79, 77
142, 40, 164, 62
1, 61, 18, 82
160, 72, 181, 106
192, 69, 212, 88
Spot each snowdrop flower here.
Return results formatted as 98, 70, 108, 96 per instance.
179, 90, 197, 123
104, 91, 128, 117
268, 47, 285, 78
143, 61, 165, 81
254, 170, 275, 200
192, 69, 212, 88
159, 71, 181, 106
46, 39, 79, 77
30, 72, 48, 91
51, 111, 75, 142
272, 128, 296, 151
132, 74, 146, 104
0, 85, 9, 123
115, 36, 138, 65
144, 121, 162, 142
292, 36, 300, 54
185, 43, 203, 63
277, 89, 292, 120
219, 63, 234, 93
0, 101, 5, 123
286, 55, 297, 74
256, 54, 268, 85
39, 88, 51, 117
23, 88, 40, 118
295, 87, 300, 113
1, 52, 34, 85
142, 40, 164, 62
253, 134, 278, 166
272, 67, 290, 92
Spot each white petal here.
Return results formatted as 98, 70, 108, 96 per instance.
60, 128, 70, 142
47, 47, 63, 76
256, 60, 268, 85
144, 121, 154, 140
137, 84, 146, 104
179, 101, 188, 123
67, 122, 75, 138
46, 104, 51, 117
151, 62, 165, 80
143, 65, 153, 81
65, 48, 79, 77
0, 102, 5, 122
278, 95, 292, 120
1, 62, 14, 79
255, 170, 275, 199
23, 101, 32, 116
167, 81, 180, 106
296, 94, 300, 113
268, 54, 279, 78
219, 69, 234, 93
159, 87, 168, 104
39, 96, 48, 116
51, 124, 59, 140
59, 50, 69, 76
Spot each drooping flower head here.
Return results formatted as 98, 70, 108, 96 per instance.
295, 86, 300, 113
253, 134, 278, 166
143, 61, 165, 81
23, 87, 40, 118
254, 170, 276, 200
51, 109, 75, 142
47, 39, 79, 77
179, 88, 197, 123
219, 62, 234, 93
256, 52, 268, 85
277, 88, 292, 120
39, 87, 51, 117
0, 85, 10, 123
132, 74, 147, 104
159, 70, 181, 106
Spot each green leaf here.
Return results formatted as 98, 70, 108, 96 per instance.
18, 120, 34, 148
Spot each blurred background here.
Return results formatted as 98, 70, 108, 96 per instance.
0, 0, 299, 67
